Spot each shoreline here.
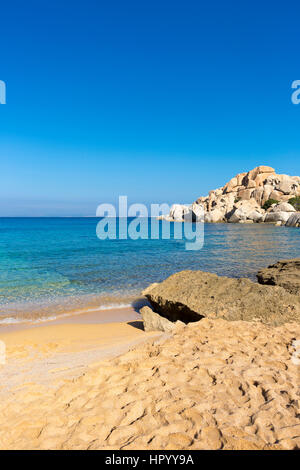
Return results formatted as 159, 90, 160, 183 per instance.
1, 260, 300, 449
0, 306, 163, 399
0, 303, 144, 333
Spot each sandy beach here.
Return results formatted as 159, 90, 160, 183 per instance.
0, 308, 299, 450
0, 306, 161, 395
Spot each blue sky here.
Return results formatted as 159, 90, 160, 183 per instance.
0, 0, 300, 216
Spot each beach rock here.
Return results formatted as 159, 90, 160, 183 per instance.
286, 212, 300, 227
257, 258, 300, 295
143, 270, 300, 326
140, 306, 181, 332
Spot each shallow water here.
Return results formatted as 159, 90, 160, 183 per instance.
0, 217, 299, 323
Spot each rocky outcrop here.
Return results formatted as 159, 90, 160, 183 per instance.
160, 203, 205, 222
257, 258, 300, 295
162, 166, 300, 225
143, 270, 300, 326
140, 306, 184, 332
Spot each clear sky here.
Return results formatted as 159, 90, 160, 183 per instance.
0, 0, 300, 216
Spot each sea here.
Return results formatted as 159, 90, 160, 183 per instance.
0, 217, 299, 324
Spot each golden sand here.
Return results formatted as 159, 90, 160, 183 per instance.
0, 316, 299, 450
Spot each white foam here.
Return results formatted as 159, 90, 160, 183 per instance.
0, 317, 21, 324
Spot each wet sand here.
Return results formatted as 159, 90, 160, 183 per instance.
0, 304, 143, 333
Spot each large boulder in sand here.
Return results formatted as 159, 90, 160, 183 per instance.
257, 259, 300, 295
142, 270, 300, 326
140, 306, 184, 332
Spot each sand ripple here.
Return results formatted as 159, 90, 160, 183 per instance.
0, 318, 299, 450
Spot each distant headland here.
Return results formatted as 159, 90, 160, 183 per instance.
162, 165, 300, 227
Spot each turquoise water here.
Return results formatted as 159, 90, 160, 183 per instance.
0, 217, 299, 323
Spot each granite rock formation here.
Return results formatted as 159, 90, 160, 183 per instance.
162, 166, 300, 224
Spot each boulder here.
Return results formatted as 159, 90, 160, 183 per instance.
204, 209, 225, 223
236, 172, 247, 186
227, 199, 264, 223
255, 173, 276, 187
227, 207, 247, 223
286, 212, 300, 227
246, 166, 275, 185
256, 165, 276, 174
143, 270, 300, 326
252, 187, 264, 205
276, 176, 299, 195
265, 174, 300, 196
185, 203, 204, 222
272, 202, 296, 213
264, 211, 291, 224
245, 179, 256, 189
140, 306, 183, 332
257, 259, 300, 295
269, 189, 284, 201
223, 177, 238, 193
237, 188, 254, 200
247, 210, 265, 223
169, 204, 190, 221
261, 184, 274, 204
